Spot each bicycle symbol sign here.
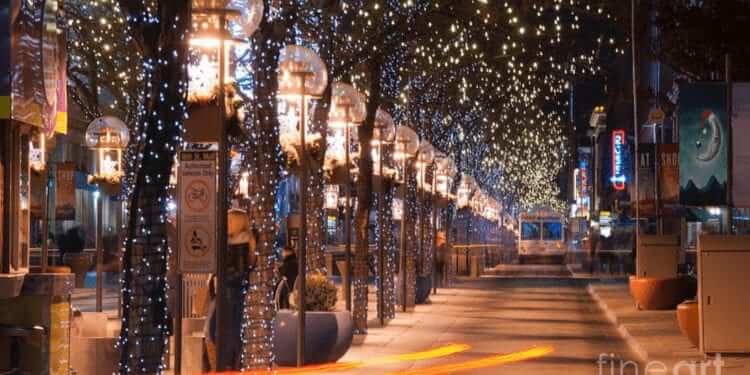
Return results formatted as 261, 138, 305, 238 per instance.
185, 180, 210, 212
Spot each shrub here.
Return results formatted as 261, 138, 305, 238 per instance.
290, 272, 338, 312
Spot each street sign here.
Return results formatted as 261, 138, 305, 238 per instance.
647, 107, 666, 125
178, 150, 217, 274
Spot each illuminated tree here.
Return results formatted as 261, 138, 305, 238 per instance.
112, 1, 191, 373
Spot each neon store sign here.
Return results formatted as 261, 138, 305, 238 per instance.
611, 129, 627, 191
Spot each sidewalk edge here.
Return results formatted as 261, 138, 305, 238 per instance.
587, 284, 649, 363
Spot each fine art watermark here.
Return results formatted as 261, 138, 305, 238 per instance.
597, 353, 725, 375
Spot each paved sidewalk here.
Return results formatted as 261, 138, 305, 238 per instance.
341, 280, 638, 374
588, 283, 750, 375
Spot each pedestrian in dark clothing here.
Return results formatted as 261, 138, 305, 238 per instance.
278, 248, 298, 309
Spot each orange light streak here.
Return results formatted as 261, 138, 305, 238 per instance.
208, 343, 471, 375
387, 346, 554, 375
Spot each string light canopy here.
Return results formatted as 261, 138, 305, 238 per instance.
85, 116, 130, 185
277, 45, 328, 166
457, 174, 477, 209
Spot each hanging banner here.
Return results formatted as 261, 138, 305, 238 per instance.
659, 144, 679, 206
8, 0, 65, 133
732, 83, 750, 207
0, 1, 10, 119
55, 162, 76, 220
178, 150, 217, 274
679, 83, 728, 206
637, 144, 655, 217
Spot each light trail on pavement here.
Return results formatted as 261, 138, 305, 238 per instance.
208, 344, 553, 375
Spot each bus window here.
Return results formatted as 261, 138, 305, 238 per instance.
542, 222, 562, 241
521, 222, 541, 240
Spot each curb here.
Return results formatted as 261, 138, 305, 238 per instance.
587, 284, 650, 363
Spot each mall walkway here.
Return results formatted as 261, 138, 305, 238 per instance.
341, 278, 638, 374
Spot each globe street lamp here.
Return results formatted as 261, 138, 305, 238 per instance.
372, 109, 396, 325
326, 82, 366, 312
85, 116, 129, 313
393, 125, 419, 312
277, 45, 328, 367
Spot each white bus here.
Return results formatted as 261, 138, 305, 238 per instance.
518, 209, 566, 264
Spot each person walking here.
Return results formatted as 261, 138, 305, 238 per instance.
204, 208, 257, 370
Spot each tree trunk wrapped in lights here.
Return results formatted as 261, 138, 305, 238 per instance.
403, 161, 419, 308
239, 2, 297, 368
306, 85, 333, 273
352, 61, 382, 333
378, 185, 397, 320
115, 1, 191, 373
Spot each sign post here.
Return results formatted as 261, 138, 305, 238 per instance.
178, 150, 218, 274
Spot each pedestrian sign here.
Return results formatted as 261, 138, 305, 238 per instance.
178, 150, 217, 273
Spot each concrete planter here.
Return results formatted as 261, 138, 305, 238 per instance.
415, 275, 432, 304
629, 275, 696, 310
677, 300, 700, 348
274, 310, 353, 366
70, 312, 118, 374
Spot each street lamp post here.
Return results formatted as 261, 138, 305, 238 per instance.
393, 125, 418, 311
416, 142, 434, 280
457, 175, 477, 275
328, 82, 366, 312
278, 45, 328, 367
432, 154, 455, 293
184, 2, 262, 370
84, 116, 129, 313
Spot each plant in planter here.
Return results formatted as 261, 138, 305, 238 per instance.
290, 272, 338, 311
275, 272, 353, 366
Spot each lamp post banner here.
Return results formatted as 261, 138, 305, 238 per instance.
659, 144, 679, 206
178, 150, 218, 274
678, 83, 728, 207
55, 162, 76, 220
0, 1, 10, 119
732, 83, 750, 207
637, 144, 655, 217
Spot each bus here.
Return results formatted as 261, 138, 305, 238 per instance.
518, 208, 566, 264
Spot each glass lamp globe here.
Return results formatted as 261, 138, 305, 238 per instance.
85, 116, 130, 184
436, 156, 457, 197
329, 82, 367, 128
393, 125, 419, 161
278, 45, 328, 100
416, 141, 435, 167
457, 174, 476, 209
228, 0, 264, 38
373, 109, 396, 143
